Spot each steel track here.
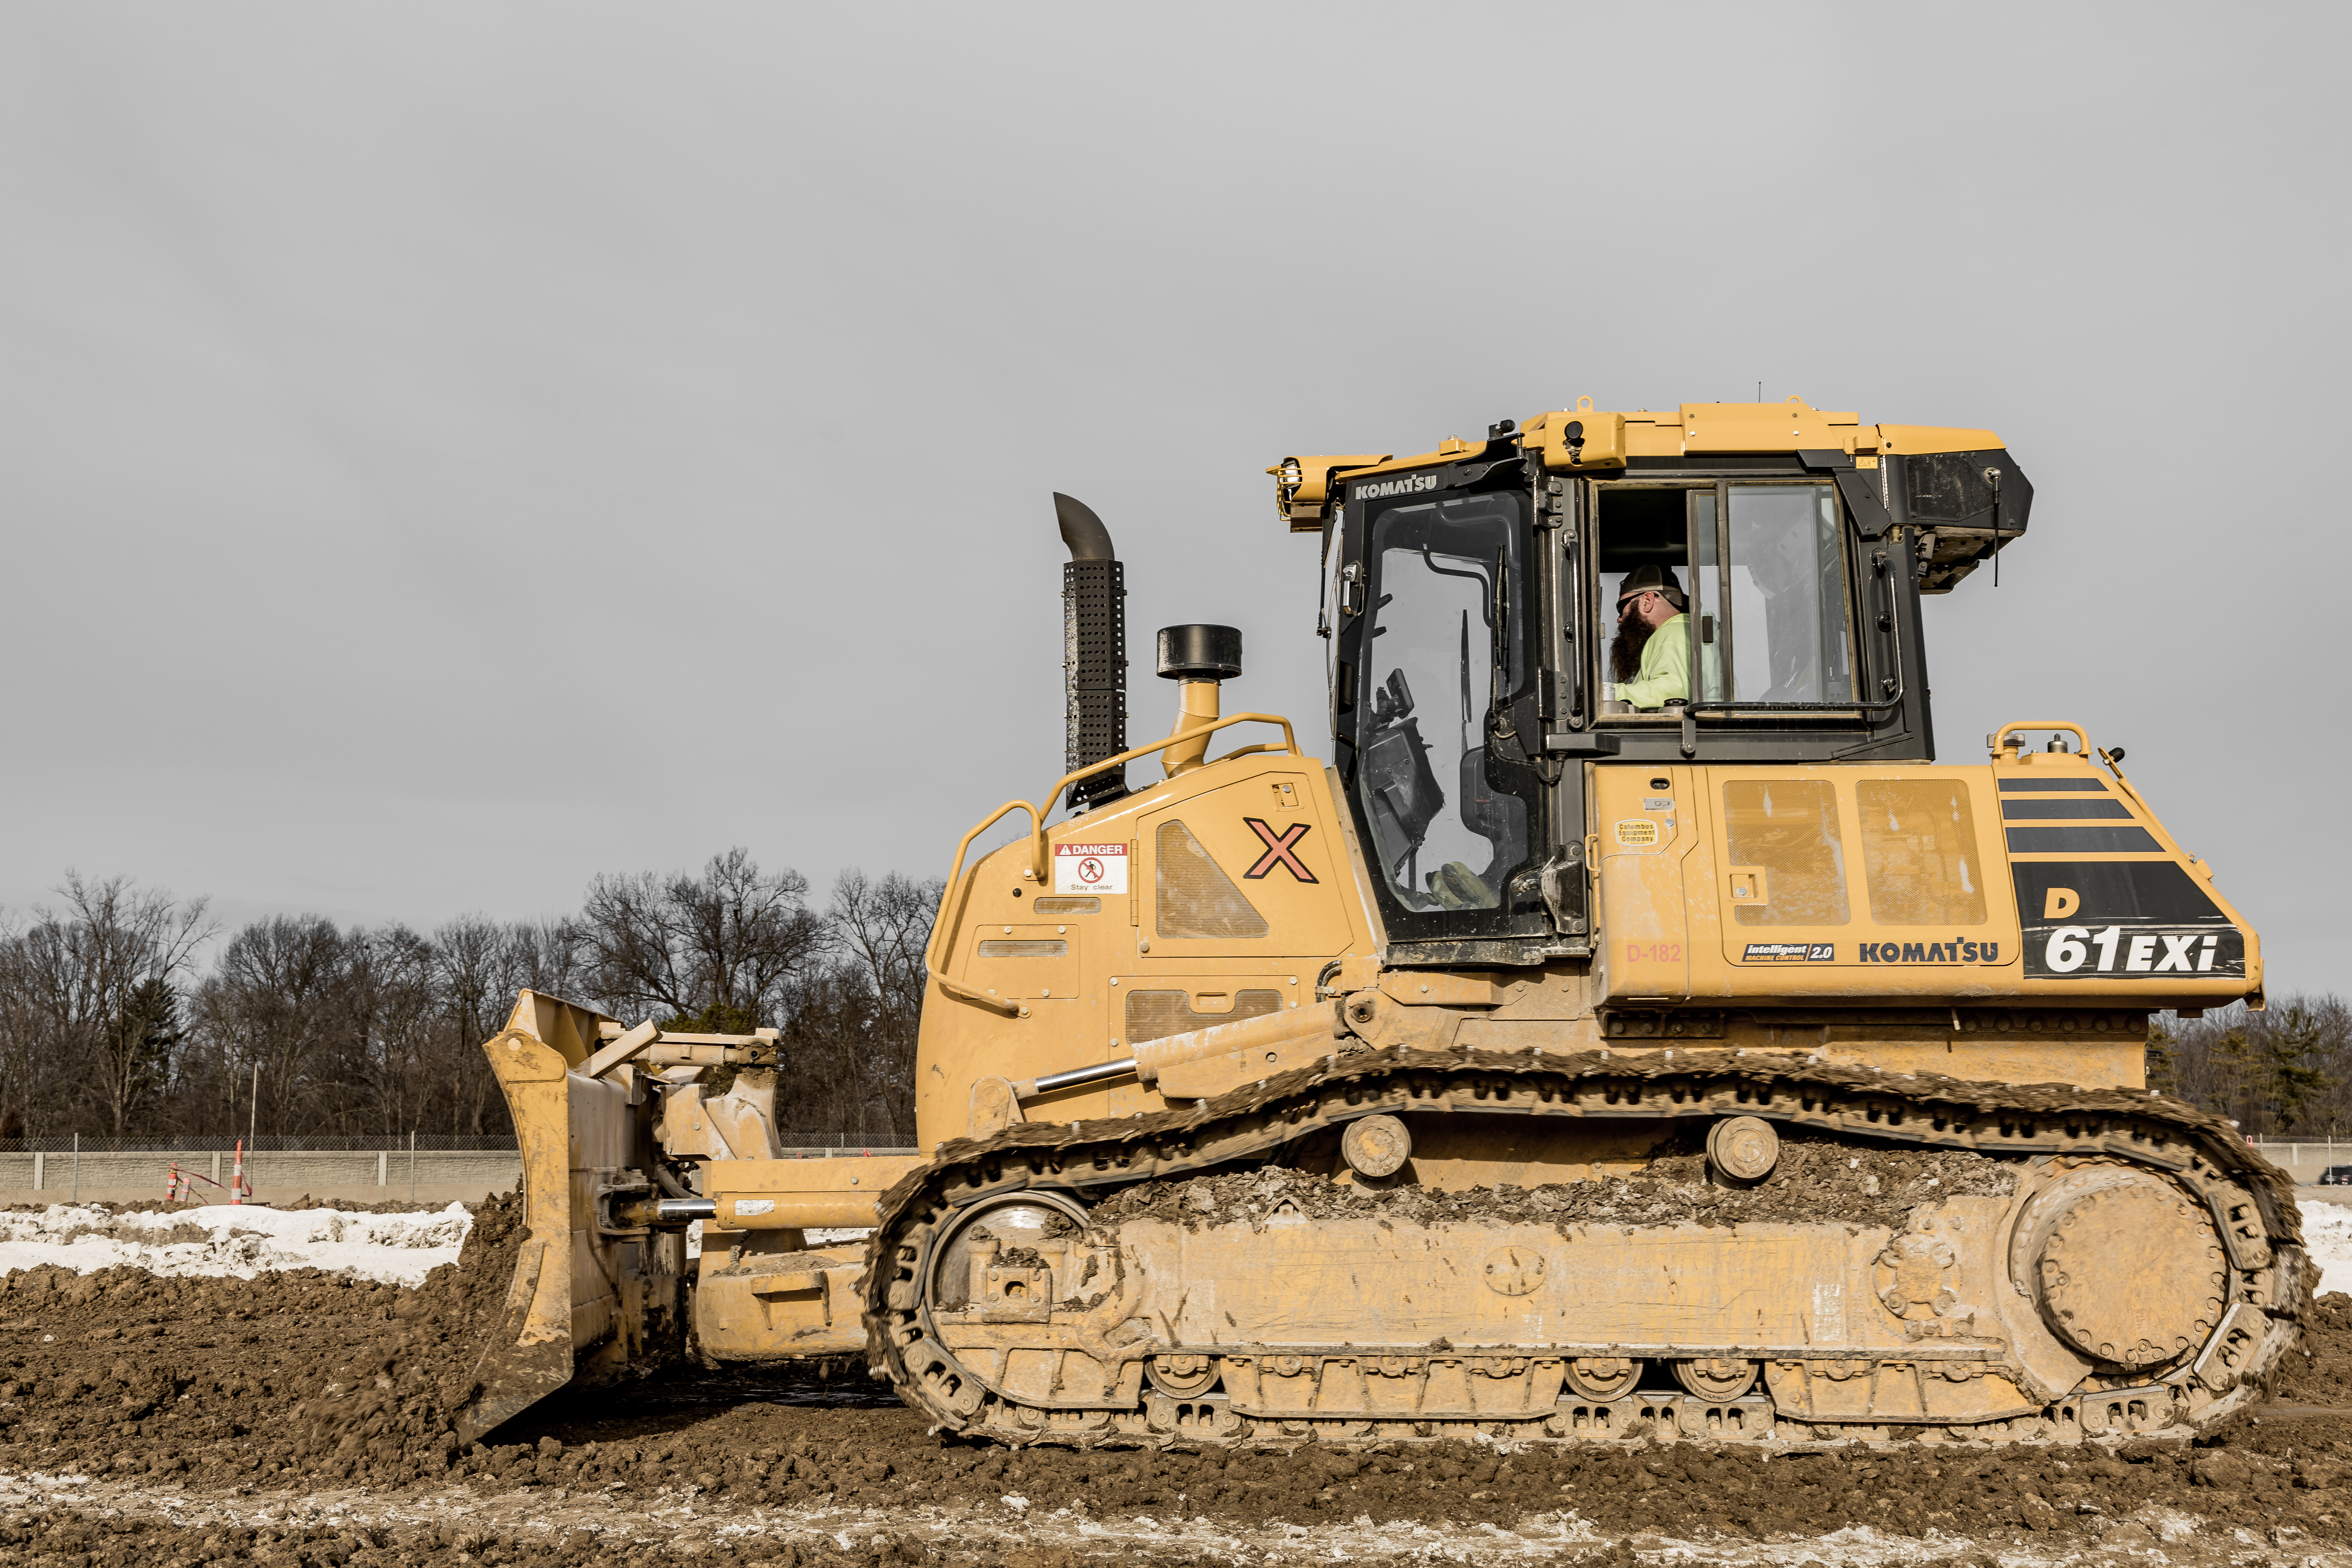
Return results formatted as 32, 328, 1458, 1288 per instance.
862, 1047, 2308, 1447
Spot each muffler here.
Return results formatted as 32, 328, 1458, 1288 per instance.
1056, 492, 1127, 810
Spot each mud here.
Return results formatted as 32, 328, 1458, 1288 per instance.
5, 1195, 2352, 1564
1090, 1132, 2018, 1234
0, 1192, 524, 1494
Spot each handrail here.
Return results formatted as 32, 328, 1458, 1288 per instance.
1989, 718, 2166, 831
1025, 711, 1299, 878
1989, 720, 2090, 756
923, 799, 1040, 1017
923, 712, 1303, 1015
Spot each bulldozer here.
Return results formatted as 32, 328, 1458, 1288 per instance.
458, 398, 2299, 1451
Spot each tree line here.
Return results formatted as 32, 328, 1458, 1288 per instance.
2149, 995, 2352, 1138
0, 851, 939, 1144
6, 855, 2338, 1146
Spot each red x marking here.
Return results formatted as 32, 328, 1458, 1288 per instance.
1242, 817, 1317, 882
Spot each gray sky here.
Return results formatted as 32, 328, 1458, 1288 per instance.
4, 5, 2344, 993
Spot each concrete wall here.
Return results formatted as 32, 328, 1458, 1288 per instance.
0, 1148, 519, 1207
2250, 1143, 2352, 1184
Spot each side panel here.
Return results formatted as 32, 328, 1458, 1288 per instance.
913, 755, 1377, 1149
1596, 757, 2260, 1013
1138, 772, 1355, 961
1689, 764, 2021, 999
1593, 765, 1696, 1000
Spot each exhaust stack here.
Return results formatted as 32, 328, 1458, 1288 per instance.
1055, 493, 1127, 810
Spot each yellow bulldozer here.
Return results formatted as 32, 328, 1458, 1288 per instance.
458, 398, 2299, 1451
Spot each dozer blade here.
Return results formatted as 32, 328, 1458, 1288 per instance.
455, 990, 684, 1447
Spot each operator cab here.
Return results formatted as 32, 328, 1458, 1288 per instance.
1277, 401, 2033, 966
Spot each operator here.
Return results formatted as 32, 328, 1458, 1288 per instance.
1606, 564, 1691, 711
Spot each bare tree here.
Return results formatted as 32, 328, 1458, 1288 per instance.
428, 915, 579, 1134
0, 854, 943, 1143
189, 914, 351, 1138
345, 925, 442, 1138
496, 917, 586, 1006
2151, 994, 2351, 1135
5, 874, 213, 1135
576, 849, 828, 1027
819, 870, 943, 1135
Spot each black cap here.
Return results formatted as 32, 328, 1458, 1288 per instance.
1615, 564, 1688, 610
1156, 624, 1242, 680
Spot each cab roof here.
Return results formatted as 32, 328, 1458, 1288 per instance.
1271, 398, 2003, 530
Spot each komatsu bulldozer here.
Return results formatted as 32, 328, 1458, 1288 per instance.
459, 399, 2299, 1452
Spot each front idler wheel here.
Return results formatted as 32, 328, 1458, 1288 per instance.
926, 1191, 1091, 1318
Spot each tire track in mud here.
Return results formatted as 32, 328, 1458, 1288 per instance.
5, 1205, 2352, 1564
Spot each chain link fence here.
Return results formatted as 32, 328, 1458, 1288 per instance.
2246, 1138, 2352, 1183
2, 1132, 912, 1154
0, 1135, 519, 1154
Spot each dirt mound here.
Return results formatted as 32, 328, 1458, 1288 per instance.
1092, 1133, 2017, 1233
0, 1192, 524, 1491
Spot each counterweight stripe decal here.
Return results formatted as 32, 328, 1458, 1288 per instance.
2006, 825, 2163, 853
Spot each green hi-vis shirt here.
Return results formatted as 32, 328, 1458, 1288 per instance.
1616, 612, 1690, 709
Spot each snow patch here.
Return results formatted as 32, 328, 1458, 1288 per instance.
0, 1202, 470, 1286
2303, 1204, 2352, 1294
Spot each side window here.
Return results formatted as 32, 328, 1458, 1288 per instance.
1722, 779, 1850, 926
1718, 483, 1853, 703
1858, 780, 1988, 926
1155, 821, 1268, 939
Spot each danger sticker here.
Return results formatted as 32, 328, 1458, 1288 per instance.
1054, 842, 1128, 895
1613, 819, 1659, 847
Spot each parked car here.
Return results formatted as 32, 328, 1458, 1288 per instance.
2317, 1165, 2352, 1185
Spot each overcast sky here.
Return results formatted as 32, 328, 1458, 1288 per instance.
3, 4, 2344, 994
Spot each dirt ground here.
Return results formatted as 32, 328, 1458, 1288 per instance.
2, 1196, 2349, 1566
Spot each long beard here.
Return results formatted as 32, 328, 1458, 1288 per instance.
1610, 617, 1653, 682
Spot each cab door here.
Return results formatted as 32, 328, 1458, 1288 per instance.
1593, 764, 1699, 1000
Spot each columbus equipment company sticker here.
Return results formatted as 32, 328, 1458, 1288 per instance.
1054, 842, 1128, 896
